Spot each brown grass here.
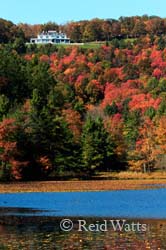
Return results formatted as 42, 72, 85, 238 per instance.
98, 171, 166, 180
0, 171, 166, 193
0, 178, 166, 193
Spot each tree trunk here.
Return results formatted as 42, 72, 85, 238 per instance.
143, 163, 146, 173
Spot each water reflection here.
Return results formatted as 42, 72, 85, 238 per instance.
0, 216, 165, 250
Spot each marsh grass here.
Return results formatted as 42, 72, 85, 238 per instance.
0, 179, 166, 193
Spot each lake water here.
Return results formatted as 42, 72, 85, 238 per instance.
0, 189, 165, 249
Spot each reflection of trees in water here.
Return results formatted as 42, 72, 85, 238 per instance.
0, 218, 166, 249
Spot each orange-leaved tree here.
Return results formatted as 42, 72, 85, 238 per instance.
128, 118, 156, 172
0, 118, 29, 180
129, 115, 166, 172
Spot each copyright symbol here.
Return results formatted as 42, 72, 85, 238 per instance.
60, 219, 73, 231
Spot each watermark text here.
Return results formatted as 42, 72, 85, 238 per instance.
60, 219, 148, 232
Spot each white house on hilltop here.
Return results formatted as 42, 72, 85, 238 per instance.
30, 30, 70, 44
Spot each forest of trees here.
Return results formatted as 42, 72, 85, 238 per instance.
1, 15, 166, 43
1, 16, 166, 180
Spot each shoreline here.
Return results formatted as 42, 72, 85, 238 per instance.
0, 179, 166, 193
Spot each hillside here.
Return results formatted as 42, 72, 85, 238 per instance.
0, 17, 166, 180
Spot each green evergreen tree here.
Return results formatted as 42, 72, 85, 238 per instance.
30, 87, 80, 176
13, 37, 26, 54
0, 48, 28, 104
81, 116, 115, 174
145, 107, 156, 119
157, 36, 166, 50
157, 98, 166, 116
0, 95, 9, 120
104, 102, 118, 116
124, 110, 141, 149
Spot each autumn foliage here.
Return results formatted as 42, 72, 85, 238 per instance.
1, 16, 166, 180
0, 118, 28, 180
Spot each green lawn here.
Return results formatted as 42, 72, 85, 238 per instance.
26, 41, 106, 49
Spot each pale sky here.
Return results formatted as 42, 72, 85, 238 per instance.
0, 0, 165, 24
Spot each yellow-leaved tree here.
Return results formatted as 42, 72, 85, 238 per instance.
129, 115, 166, 172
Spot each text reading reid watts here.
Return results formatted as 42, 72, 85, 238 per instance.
60, 219, 148, 232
